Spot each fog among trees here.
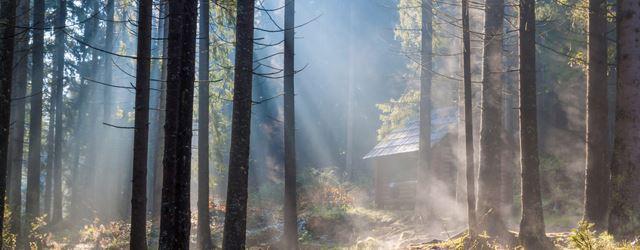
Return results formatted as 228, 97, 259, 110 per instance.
0, 0, 639, 249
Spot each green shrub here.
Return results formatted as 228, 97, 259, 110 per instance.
566, 221, 633, 250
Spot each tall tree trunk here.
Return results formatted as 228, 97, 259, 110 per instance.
461, 0, 477, 238
25, 0, 45, 233
345, 0, 355, 179
0, 0, 18, 247
8, 0, 29, 240
196, 0, 212, 248
159, 0, 197, 248
415, 0, 433, 220
283, 0, 298, 248
151, 1, 168, 242
103, 0, 115, 124
130, 0, 152, 247
221, 0, 255, 248
148, 0, 165, 215
608, 0, 640, 240
70, 0, 100, 222
51, 0, 66, 225
478, 0, 510, 240
44, 102, 54, 218
583, 0, 610, 231
518, 0, 551, 248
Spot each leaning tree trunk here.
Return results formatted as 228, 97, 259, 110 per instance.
25, 0, 45, 232
478, 0, 511, 241
518, 0, 552, 248
8, 0, 30, 240
608, 0, 640, 240
415, 0, 433, 221
583, 0, 610, 232
0, 0, 18, 246
283, 0, 298, 248
51, 0, 66, 225
221, 0, 255, 248
159, 0, 197, 248
461, 0, 477, 238
196, 0, 213, 248
130, 0, 152, 247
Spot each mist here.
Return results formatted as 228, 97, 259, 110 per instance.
0, 0, 637, 249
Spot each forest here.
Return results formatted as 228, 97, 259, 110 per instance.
0, 0, 638, 249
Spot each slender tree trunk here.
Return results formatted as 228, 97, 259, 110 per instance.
0, 0, 18, 247
51, 0, 66, 225
8, 0, 29, 240
518, 0, 551, 248
345, 0, 355, 179
583, 0, 610, 231
415, 0, 433, 220
103, 0, 115, 124
461, 0, 477, 238
130, 0, 152, 247
196, 0, 213, 248
478, 0, 510, 240
221, 0, 255, 248
25, 0, 45, 233
159, 0, 197, 248
148, 0, 165, 215
608, 0, 640, 240
151, 2, 168, 242
283, 0, 298, 248
44, 103, 54, 218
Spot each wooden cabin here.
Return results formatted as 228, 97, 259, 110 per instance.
364, 108, 458, 210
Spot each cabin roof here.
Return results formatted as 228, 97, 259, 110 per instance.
363, 107, 458, 159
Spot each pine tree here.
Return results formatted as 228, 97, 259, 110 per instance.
283, 0, 298, 248
608, 0, 640, 240
0, 0, 18, 246
159, 0, 198, 248
221, 0, 255, 248
130, 0, 152, 247
583, 0, 610, 231
518, 0, 552, 248
196, 0, 213, 248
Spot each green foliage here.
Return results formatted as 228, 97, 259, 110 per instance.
376, 90, 419, 140
562, 221, 634, 250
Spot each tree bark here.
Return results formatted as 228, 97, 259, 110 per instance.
415, 0, 433, 220
51, 0, 67, 225
583, 0, 610, 232
0, 0, 18, 246
196, 0, 212, 248
608, 0, 640, 240
130, 0, 152, 247
103, 0, 115, 124
159, 0, 197, 248
518, 0, 551, 248
221, 0, 255, 248
477, 0, 510, 240
8, 0, 29, 240
25, 0, 45, 232
151, 1, 168, 241
461, 0, 477, 238
284, 0, 298, 248
44, 101, 54, 218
